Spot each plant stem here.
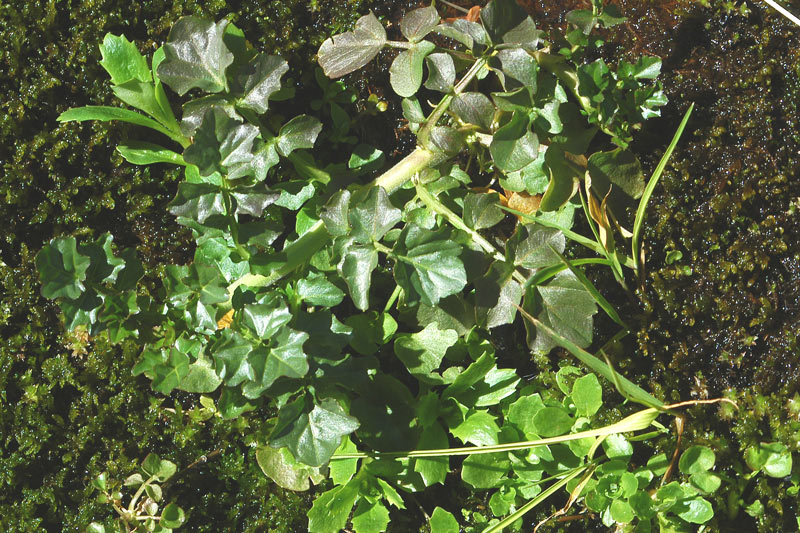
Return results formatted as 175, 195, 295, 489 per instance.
226, 147, 437, 296
413, 176, 527, 285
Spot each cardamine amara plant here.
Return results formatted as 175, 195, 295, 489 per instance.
37, 1, 716, 531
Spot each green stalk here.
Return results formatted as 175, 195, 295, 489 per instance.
480, 466, 589, 533
413, 176, 527, 285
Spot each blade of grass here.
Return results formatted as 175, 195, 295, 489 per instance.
632, 103, 694, 275
515, 304, 663, 408
332, 407, 661, 459
480, 466, 589, 533
525, 258, 613, 289
548, 245, 629, 330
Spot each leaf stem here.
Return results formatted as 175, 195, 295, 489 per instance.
412, 175, 526, 285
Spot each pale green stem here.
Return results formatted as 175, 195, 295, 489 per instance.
413, 176, 527, 285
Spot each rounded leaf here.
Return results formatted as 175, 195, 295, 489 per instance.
160, 503, 186, 528
679, 445, 715, 476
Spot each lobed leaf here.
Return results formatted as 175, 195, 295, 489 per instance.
236, 53, 288, 114
157, 17, 233, 95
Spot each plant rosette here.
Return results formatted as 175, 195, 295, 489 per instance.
37, 1, 719, 531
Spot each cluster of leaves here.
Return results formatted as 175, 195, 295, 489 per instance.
88, 454, 185, 533
33, 1, 702, 531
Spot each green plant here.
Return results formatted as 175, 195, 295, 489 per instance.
35, 1, 707, 531
88, 454, 186, 533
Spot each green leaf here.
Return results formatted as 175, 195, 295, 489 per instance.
256, 446, 324, 491
529, 270, 598, 353
389, 40, 436, 98
330, 438, 359, 485
167, 182, 225, 224
610, 499, 635, 524
157, 17, 233, 95
506, 393, 545, 439
475, 262, 523, 329
480, 0, 529, 43
497, 47, 538, 89
117, 142, 185, 166
270, 396, 359, 467
393, 225, 467, 307
451, 410, 501, 446
240, 293, 292, 338
429, 507, 459, 533
533, 406, 573, 437
588, 148, 645, 205
349, 186, 402, 243
213, 329, 255, 386
152, 346, 190, 394
242, 329, 309, 398
424, 52, 455, 93
321, 190, 351, 237
297, 273, 346, 307
674, 497, 714, 524
463, 192, 504, 230
400, 5, 440, 42
337, 241, 379, 311
346, 312, 398, 356
142, 453, 177, 482
36, 237, 90, 300
566, 10, 596, 34
180, 94, 240, 137
451, 92, 495, 130
181, 354, 223, 393
183, 109, 260, 178
318, 12, 387, 78
572, 373, 602, 417
745, 442, 793, 478
99, 33, 151, 84
235, 53, 288, 114
679, 446, 715, 476
462, 452, 510, 489
539, 144, 581, 211
351, 499, 390, 533
57, 106, 179, 141
277, 115, 323, 157
160, 503, 186, 529
620, 56, 662, 80
490, 111, 539, 172
413, 422, 450, 486
308, 482, 359, 533
394, 323, 458, 380
506, 224, 565, 269
230, 181, 279, 217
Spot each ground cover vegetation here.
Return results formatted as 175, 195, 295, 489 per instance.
3, 0, 800, 531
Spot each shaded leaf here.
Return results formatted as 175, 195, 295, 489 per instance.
506, 223, 565, 269
394, 323, 458, 380
451, 92, 494, 130
463, 191, 504, 230
351, 499, 390, 533
529, 270, 597, 353
480, 0, 529, 43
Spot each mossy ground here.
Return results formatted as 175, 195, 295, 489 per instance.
3, 0, 800, 531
